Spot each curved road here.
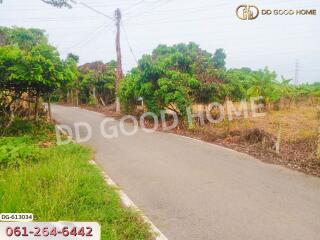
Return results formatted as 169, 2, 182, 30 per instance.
52, 105, 320, 240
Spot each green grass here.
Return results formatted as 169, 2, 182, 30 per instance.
0, 120, 153, 240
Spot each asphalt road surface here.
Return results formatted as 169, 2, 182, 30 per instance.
52, 104, 320, 240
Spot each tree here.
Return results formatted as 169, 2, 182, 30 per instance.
77, 61, 116, 106
213, 48, 226, 69
246, 67, 282, 105
0, 46, 27, 99
119, 50, 199, 119
60, 53, 79, 105
22, 44, 64, 120
0, 27, 65, 124
67, 53, 79, 63
0, 27, 47, 49
120, 43, 305, 115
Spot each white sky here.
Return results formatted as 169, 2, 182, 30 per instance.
0, 0, 319, 83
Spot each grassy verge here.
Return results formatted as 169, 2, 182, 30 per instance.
174, 104, 320, 176
0, 120, 153, 240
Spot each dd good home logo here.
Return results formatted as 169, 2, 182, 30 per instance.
236, 4, 259, 20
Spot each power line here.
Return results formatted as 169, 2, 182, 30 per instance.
123, 0, 145, 14
121, 21, 138, 64
78, 1, 114, 20
61, 21, 112, 53
124, 0, 173, 20
125, 1, 235, 19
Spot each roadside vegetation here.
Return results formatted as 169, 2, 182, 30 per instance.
0, 26, 153, 239
55, 41, 320, 177
1, 25, 319, 218
118, 43, 320, 116
0, 120, 153, 240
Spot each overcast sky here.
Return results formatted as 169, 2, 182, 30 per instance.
0, 0, 319, 83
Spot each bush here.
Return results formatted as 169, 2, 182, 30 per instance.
0, 136, 43, 168
88, 95, 98, 106
0, 120, 153, 239
119, 73, 139, 114
3, 119, 55, 141
0, 119, 56, 168
120, 55, 198, 119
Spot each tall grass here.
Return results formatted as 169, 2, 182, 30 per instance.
0, 121, 153, 240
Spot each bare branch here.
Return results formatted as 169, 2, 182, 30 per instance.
40, 0, 76, 8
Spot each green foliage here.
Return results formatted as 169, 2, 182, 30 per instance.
0, 136, 42, 168
120, 43, 223, 117
120, 50, 200, 118
155, 71, 198, 117
118, 72, 139, 113
3, 119, 55, 140
0, 28, 64, 95
76, 61, 116, 105
25, 43, 65, 94
0, 27, 47, 50
0, 120, 153, 239
0, 45, 25, 92
59, 53, 79, 95
0, 27, 73, 126
67, 53, 79, 63
120, 42, 319, 115
0, 41, 64, 124
88, 95, 98, 106
213, 48, 226, 69
0, 119, 56, 168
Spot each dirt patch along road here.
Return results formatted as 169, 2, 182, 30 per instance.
52, 104, 320, 240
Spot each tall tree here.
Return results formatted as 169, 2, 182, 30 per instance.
0, 27, 65, 122
77, 61, 116, 106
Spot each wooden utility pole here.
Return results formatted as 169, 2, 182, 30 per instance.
115, 8, 123, 114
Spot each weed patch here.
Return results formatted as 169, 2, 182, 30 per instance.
0, 121, 153, 240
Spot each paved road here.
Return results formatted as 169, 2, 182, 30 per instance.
52, 105, 320, 240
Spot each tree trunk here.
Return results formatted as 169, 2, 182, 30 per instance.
67, 90, 70, 103
70, 90, 73, 105
34, 93, 39, 121
28, 100, 31, 120
93, 87, 96, 99
47, 94, 52, 122
76, 89, 79, 106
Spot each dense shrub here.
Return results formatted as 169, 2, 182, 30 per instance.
0, 119, 56, 168
0, 136, 43, 168
3, 119, 55, 141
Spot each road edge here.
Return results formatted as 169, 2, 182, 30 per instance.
56, 124, 168, 239
89, 160, 168, 240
